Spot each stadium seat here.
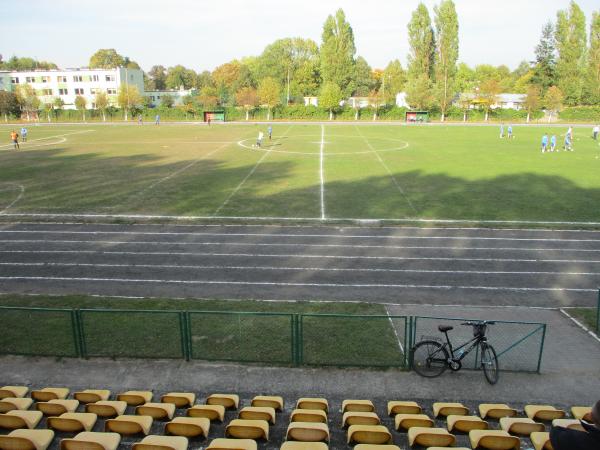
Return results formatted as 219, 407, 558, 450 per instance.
394, 414, 434, 431
135, 402, 176, 420
36, 399, 79, 416
165, 417, 210, 438
186, 404, 225, 421
354, 446, 400, 450
0, 398, 33, 413
239, 406, 276, 424
31, 388, 70, 402
86, 401, 127, 418
105, 415, 153, 435
47, 412, 98, 432
387, 401, 421, 416
117, 391, 153, 406
0, 411, 43, 430
160, 393, 196, 408
206, 394, 239, 409
225, 419, 269, 440
551, 418, 585, 431
296, 398, 328, 413
289, 409, 328, 423
251, 395, 284, 411
428, 448, 470, 450
74, 390, 111, 404
0, 429, 54, 450
407, 427, 456, 447
280, 443, 328, 450
446, 415, 489, 432
60, 432, 121, 450
286, 422, 329, 442
478, 404, 517, 419
347, 425, 392, 445
500, 417, 545, 435
342, 400, 375, 413
469, 429, 520, 449
206, 438, 257, 450
530, 432, 553, 450
571, 406, 592, 421
433, 402, 469, 417
524, 405, 565, 421
342, 411, 380, 427
132, 435, 188, 450
0, 386, 28, 399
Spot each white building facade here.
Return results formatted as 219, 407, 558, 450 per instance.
144, 87, 195, 107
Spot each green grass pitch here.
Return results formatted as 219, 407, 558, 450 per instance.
1, 122, 600, 223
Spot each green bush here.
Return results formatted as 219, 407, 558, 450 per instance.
559, 107, 600, 122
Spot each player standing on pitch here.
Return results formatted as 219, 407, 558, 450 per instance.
10, 130, 19, 150
20, 127, 27, 142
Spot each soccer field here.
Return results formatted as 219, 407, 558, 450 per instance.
1, 122, 600, 224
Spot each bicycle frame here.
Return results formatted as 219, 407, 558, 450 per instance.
442, 331, 486, 362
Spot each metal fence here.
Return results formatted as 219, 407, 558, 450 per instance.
597, 290, 600, 333
0, 306, 546, 372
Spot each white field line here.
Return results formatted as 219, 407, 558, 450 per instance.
4, 261, 600, 276
0, 275, 596, 292
0, 184, 25, 215
560, 309, 600, 343
0, 130, 94, 149
355, 125, 417, 215
385, 306, 405, 354
320, 124, 326, 220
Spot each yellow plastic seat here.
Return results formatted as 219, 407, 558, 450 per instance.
31, 388, 69, 402
530, 431, 553, 450
447, 415, 489, 432
408, 427, 456, 447
387, 401, 421, 416
296, 398, 328, 413
74, 390, 111, 404
500, 417, 545, 436
0, 411, 43, 430
60, 432, 121, 450
479, 404, 517, 419
0, 387, 28, 399
206, 394, 239, 409
0, 398, 33, 413
551, 419, 584, 431
280, 443, 329, 450
433, 402, 469, 417
36, 399, 79, 416
165, 417, 210, 438
342, 400, 375, 413
342, 411, 380, 427
105, 415, 153, 435
394, 413, 433, 431
206, 438, 257, 450
0, 429, 55, 450
47, 413, 98, 433
290, 409, 328, 423
251, 395, 283, 411
571, 406, 592, 421
160, 393, 195, 408
239, 406, 276, 424
135, 402, 176, 420
286, 422, 330, 442
354, 446, 400, 450
132, 435, 188, 450
524, 405, 565, 421
186, 404, 225, 421
225, 419, 269, 440
86, 401, 127, 418
117, 391, 153, 406
428, 448, 470, 450
347, 425, 392, 445
469, 429, 520, 449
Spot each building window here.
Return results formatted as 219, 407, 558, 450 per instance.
41, 76, 50, 83
11, 77, 19, 84
57, 76, 67, 83
59, 88, 68, 95
42, 89, 53, 95
107, 88, 116, 94
26, 76, 35, 83
73, 75, 83, 82
74, 88, 84, 95
90, 88, 99, 94
105, 75, 115, 82
91, 75, 99, 82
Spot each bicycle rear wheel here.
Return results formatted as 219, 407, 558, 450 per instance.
481, 343, 499, 384
411, 340, 449, 378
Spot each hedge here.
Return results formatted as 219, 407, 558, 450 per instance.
559, 107, 600, 122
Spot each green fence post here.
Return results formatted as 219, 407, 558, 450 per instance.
76, 310, 88, 359
70, 310, 81, 358
298, 314, 303, 365
597, 289, 599, 333
536, 324, 547, 373
290, 314, 297, 366
178, 312, 188, 361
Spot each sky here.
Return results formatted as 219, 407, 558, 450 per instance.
1, 0, 598, 72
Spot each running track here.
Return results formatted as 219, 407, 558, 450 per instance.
0, 222, 599, 307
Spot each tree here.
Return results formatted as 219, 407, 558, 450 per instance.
320, 9, 357, 97
407, 3, 435, 80
368, 89, 383, 120
53, 97, 64, 119
195, 71, 214, 90
524, 85, 541, 123
555, 1, 587, 105
381, 60, 406, 105
353, 56, 376, 97
477, 78, 501, 121
0, 91, 19, 122
165, 65, 197, 90
117, 83, 142, 120
0, 56, 57, 71
532, 22, 557, 92
212, 60, 253, 105
258, 77, 280, 120
544, 86, 564, 121
586, 12, 600, 105
433, 0, 459, 121
161, 94, 174, 108
43, 101, 54, 123
319, 82, 343, 120
455, 62, 476, 92
147, 65, 167, 90
15, 84, 40, 121
236, 87, 259, 120
95, 91, 109, 122
74, 95, 87, 121
197, 86, 218, 109
405, 74, 434, 110
89, 49, 139, 69
513, 70, 535, 94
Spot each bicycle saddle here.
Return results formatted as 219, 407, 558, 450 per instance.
438, 325, 453, 332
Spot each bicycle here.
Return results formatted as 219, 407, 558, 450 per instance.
411, 320, 499, 384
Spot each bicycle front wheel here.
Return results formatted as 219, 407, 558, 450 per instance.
481, 343, 499, 384
411, 340, 449, 378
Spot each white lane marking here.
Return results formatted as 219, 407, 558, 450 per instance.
560, 309, 600, 343
0, 130, 94, 149
320, 124, 326, 220
3, 261, 600, 276
0, 276, 596, 292
0, 184, 25, 214
385, 306, 405, 354
355, 125, 417, 215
